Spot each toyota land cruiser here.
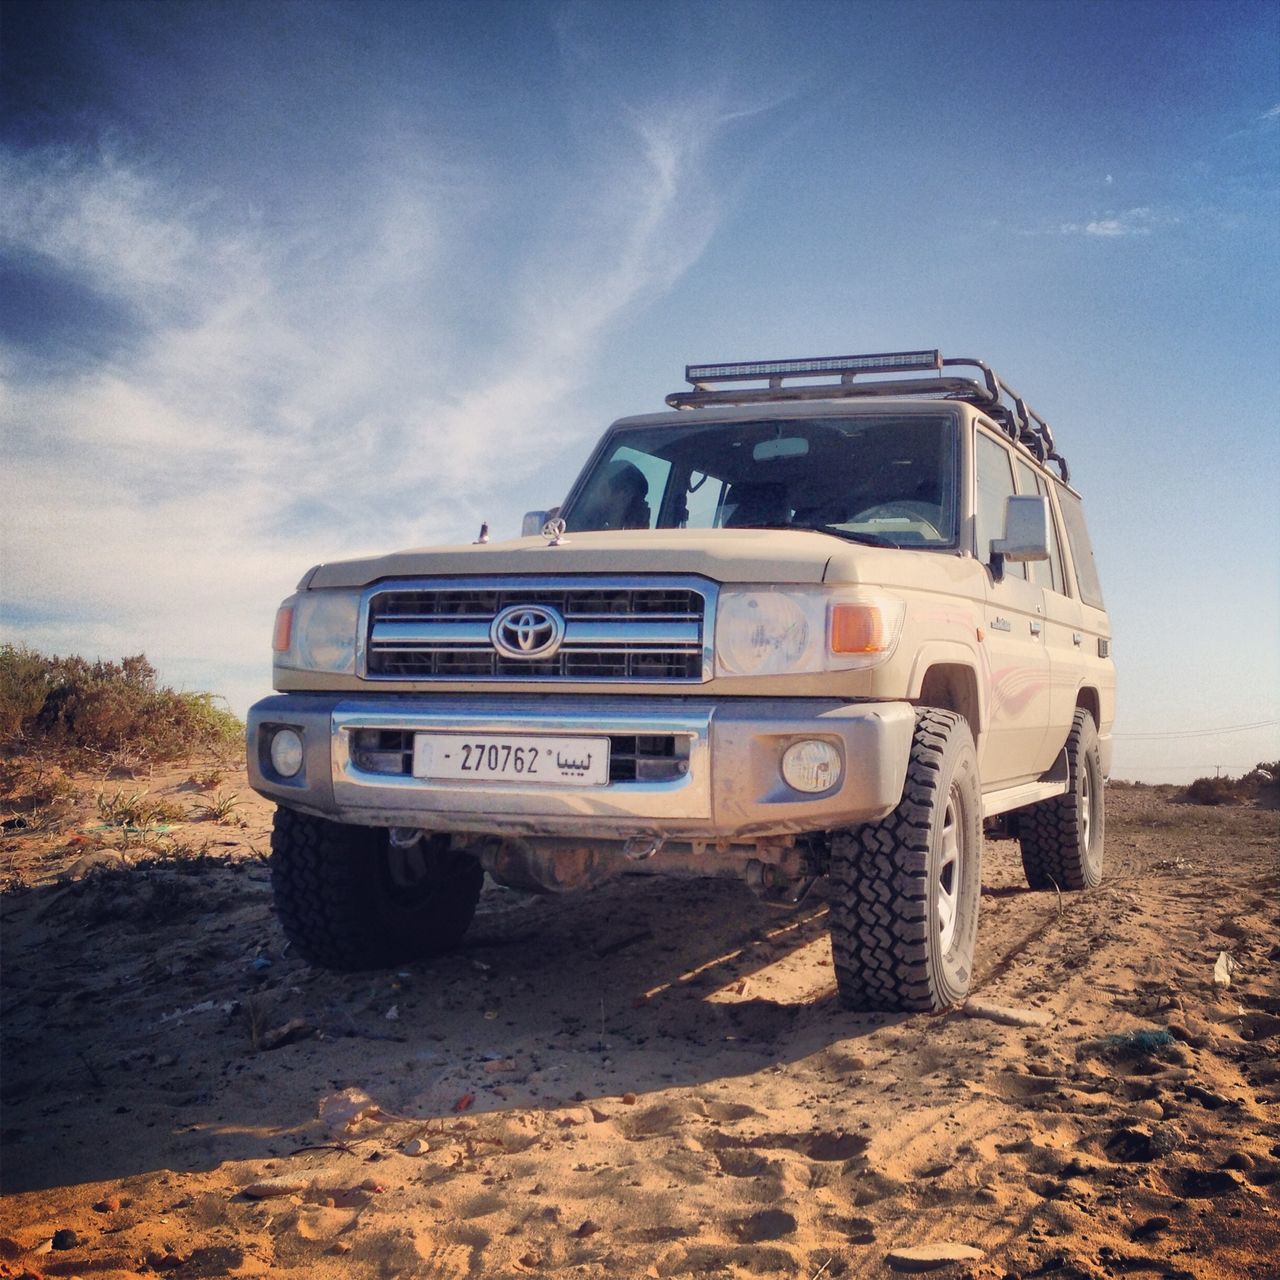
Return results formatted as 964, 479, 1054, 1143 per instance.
248, 349, 1115, 1012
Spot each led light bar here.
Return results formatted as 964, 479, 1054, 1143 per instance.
686, 349, 942, 384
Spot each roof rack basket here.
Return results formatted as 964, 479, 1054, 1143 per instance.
665, 348, 1069, 481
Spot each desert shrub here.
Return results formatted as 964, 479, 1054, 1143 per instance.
1181, 763, 1279, 807
0, 645, 243, 763
1182, 775, 1244, 806
0, 645, 57, 739
1242, 760, 1280, 807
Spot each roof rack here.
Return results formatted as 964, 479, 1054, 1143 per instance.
665, 348, 1069, 482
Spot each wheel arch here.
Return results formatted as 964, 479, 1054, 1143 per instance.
911, 654, 982, 739
1075, 685, 1101, 727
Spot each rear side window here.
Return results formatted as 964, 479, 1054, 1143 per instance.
1057, 487, 1105, 608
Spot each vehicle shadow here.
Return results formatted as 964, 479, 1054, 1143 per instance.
0, 866, 904, 1196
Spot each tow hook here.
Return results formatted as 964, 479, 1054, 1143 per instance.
622, 834, 664, 861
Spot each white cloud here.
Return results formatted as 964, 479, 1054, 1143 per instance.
1057, 206, 1164, 238
1, 89, 743, 711
1, 146, 203, 302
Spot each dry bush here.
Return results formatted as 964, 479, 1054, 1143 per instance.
0, 756, 79, 831
1183, 776, 1244, 806
1182, 762, 1279, 807
0, 645, 243, 765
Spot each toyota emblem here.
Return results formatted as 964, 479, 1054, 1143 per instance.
490, 604, 566, 661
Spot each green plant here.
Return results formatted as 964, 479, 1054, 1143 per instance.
96, 788, 185, 828
190, 789, 241, 823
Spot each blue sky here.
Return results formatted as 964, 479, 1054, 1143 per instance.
2, 0, 1277, 782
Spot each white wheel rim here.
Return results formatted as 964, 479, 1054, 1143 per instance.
937, 790, 961, 954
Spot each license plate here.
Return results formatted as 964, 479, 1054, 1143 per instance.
412, 733, 610, 787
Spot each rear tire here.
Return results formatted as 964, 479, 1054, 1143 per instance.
1018, 708, 1104, 890
269, 808, 484, 970
829, 708, 983, 1012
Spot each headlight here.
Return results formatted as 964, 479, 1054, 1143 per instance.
714, 587, 904, 678
715, 589, 824, 677
272, 590, 360, 674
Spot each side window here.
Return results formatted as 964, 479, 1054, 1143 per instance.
974, 433, 1025, 578
1013, 459, 1065, 593
1057, 487, 1105, 608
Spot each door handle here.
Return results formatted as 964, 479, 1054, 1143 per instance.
1030, 621, 1042, 636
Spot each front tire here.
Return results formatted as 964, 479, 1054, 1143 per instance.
1018, 708, 1105, 890
829, 708, 983, 1012
269, 808, 484, 970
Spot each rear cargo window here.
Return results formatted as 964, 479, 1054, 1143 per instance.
1057, 487, 1104, 609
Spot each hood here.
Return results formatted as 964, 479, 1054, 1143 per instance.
304, 528, 877, 589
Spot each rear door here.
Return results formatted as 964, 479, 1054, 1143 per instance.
1014, 457, 1082, 750
1056, 485, 1116, 749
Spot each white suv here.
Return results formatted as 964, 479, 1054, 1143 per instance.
248, 349, 1114, 1013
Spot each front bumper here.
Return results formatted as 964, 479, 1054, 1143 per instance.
247, 694, 915, 842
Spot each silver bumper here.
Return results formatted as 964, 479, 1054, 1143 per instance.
247, 694, 915, 842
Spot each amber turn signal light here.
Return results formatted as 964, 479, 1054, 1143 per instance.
272, 606, 294, 654
829, 604, 887, 654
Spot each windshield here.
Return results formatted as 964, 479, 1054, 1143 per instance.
563, 414, 957, 547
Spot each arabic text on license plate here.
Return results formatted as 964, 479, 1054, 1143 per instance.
412, 734, 609, 787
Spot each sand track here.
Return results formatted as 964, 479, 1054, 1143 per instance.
1, 770, 1276, 1278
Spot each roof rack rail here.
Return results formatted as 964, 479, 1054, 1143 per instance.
665, 348, 1069, 482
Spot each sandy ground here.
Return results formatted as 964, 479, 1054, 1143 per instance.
1, 761, 1277, 1280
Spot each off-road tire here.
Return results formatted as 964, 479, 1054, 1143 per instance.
269, 807, 484, 970
828, 708, 983, 1012
1018, 708, 1104, 891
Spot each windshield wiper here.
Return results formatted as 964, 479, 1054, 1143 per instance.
726, 520, 896, 548
788, 521, 896, 548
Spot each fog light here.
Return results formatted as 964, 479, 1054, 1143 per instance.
781, 739, 841, 793
269, 728, 304, 778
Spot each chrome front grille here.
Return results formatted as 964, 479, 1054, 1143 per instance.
363, 578, 709, 682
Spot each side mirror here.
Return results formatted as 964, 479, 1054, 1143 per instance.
522, 507, 560, 537
991, 494, 1050, 562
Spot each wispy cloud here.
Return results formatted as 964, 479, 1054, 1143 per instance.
1058, 207, 1165, 238
1, 74, 751, 711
